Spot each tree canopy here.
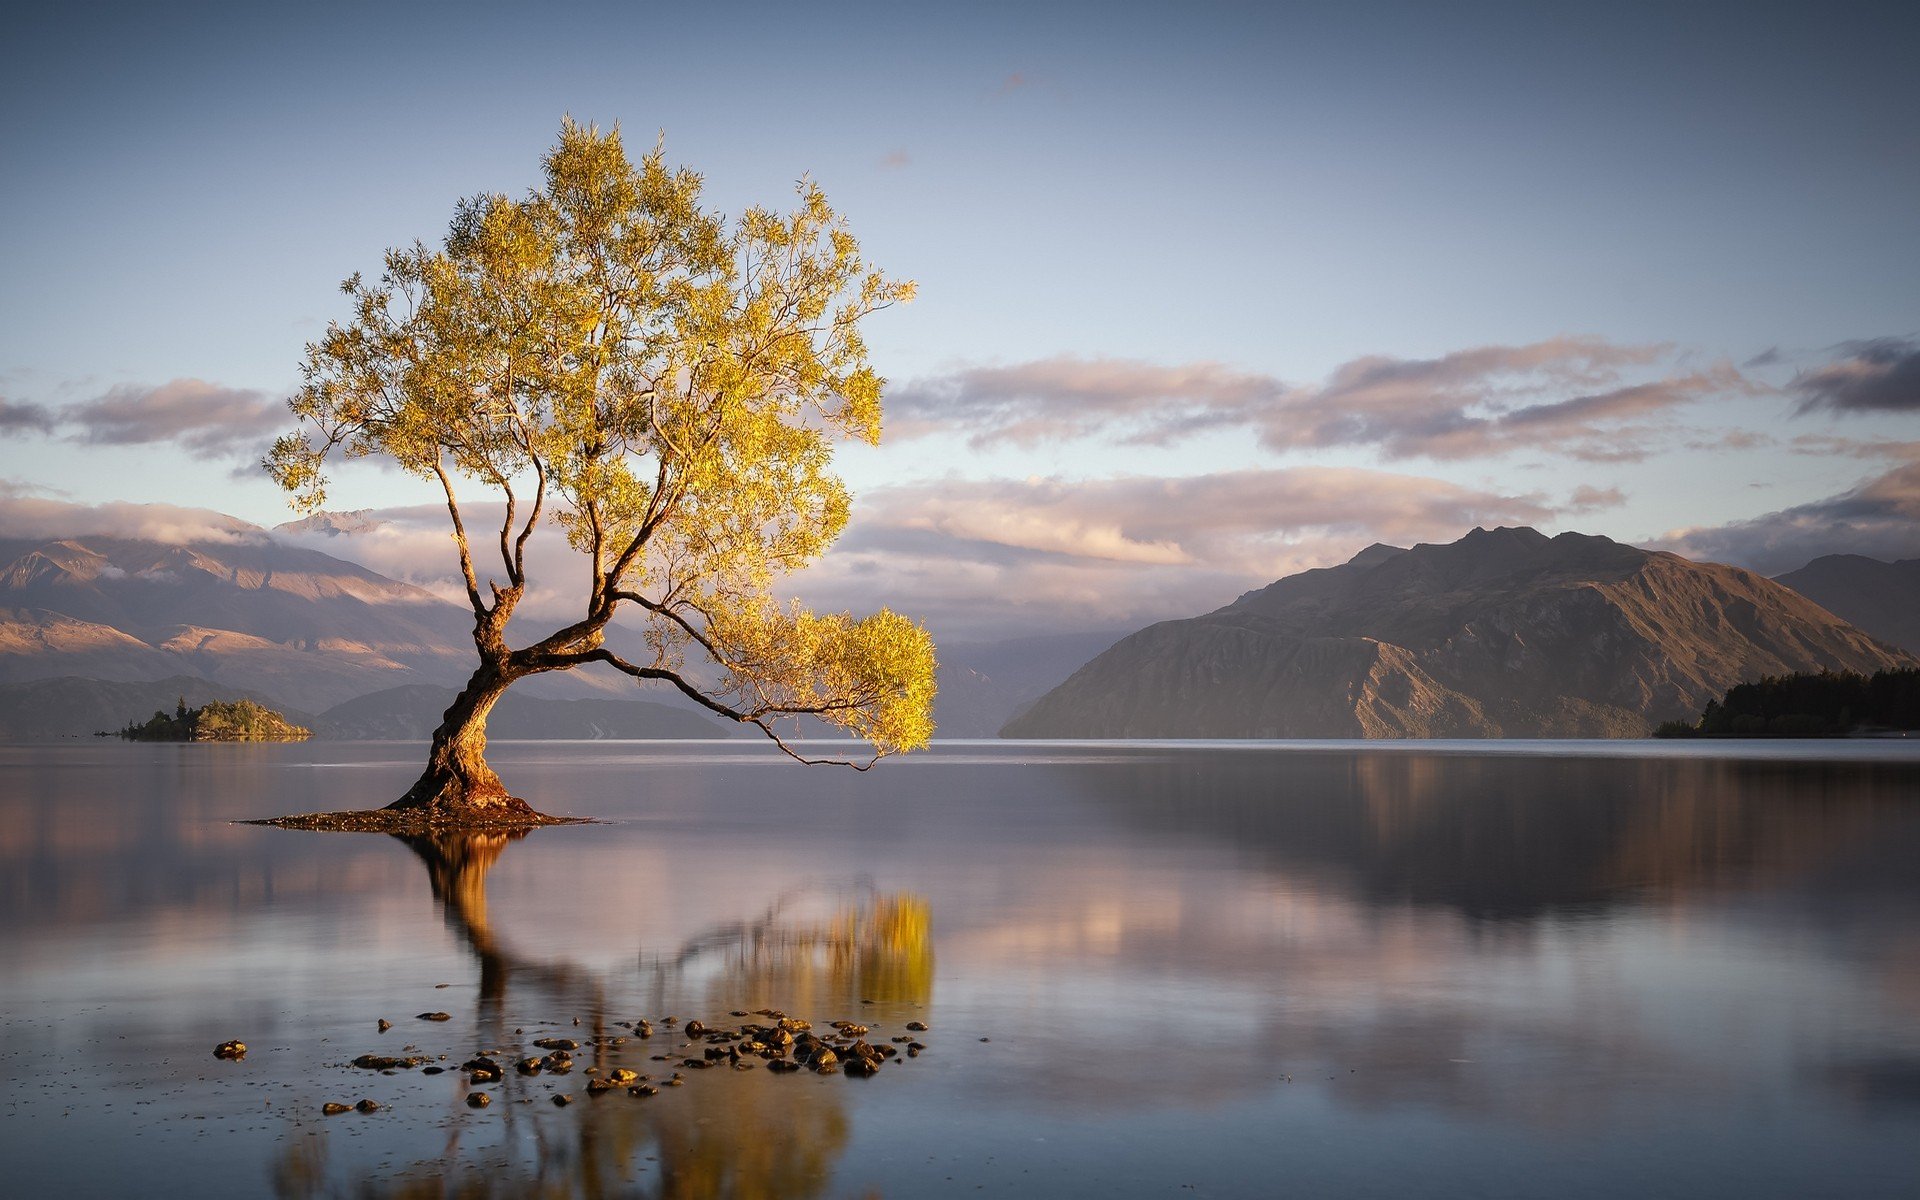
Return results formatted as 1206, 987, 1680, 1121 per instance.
268, 120, 933, 788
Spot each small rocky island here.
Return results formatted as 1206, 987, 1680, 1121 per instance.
116, 698, 312, 742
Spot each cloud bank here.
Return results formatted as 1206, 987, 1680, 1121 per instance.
1654, 455, 1920, 576
891, 338, 1753, 462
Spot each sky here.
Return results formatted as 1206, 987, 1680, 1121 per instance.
2, 1, 1918, 641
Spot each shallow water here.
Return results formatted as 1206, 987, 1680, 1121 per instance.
4, 739, 1920, 1198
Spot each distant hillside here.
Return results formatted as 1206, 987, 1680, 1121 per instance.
1004, 527, 1920, 739
313, 684, 737, 740
0, 533, 475, 707
0, 527, 668, 710
0, 677, 739, 741
933, 631, 1123, 737
0, 675, 314, 741
1775, 554, 1920, 655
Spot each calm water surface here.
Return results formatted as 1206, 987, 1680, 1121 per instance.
3, 739, 1919, 1198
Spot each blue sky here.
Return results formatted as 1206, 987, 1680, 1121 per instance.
2, 1, 1917, 638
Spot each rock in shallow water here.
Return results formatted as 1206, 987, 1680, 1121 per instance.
351, 1054, 429, 1071
322, 1102, 350, 1115
213, 1041, 246, 1060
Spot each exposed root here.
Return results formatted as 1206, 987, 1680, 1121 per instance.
246, 802, 588, 834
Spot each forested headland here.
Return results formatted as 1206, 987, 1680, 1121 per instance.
1654, 669, 1920, 738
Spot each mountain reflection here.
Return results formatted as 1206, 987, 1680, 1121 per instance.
1073, 751, 1920, 917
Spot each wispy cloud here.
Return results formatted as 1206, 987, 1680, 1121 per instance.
1791, 337, 1920, 415
890, 357, 1281, 449
0, 397, 57, 434
891, 338, 1754, 462
879, 148, 912, 170
64, 379, 285, 458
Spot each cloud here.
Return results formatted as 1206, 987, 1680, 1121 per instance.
889, 357, 1282, 449
1653, 455, 1920, 575
0, 397, 56, 434
63, 379, 286, 458
1791, 338, 1920, 415
788, 466, 1571, 638
0, 494, 261, 545
879, 148, 911, 170
892, 339, 1752, 463
1566, 485, 1626, 513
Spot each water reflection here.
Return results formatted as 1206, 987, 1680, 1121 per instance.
1075, 751, 1920, 916
5, 743, 1920, 1198
271, 826, 926, 1197
398, 829, 599, 1020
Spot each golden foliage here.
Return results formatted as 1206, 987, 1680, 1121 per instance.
268, 119, 933, 759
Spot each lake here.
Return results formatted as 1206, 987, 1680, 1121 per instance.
4, 738, 1920, 1198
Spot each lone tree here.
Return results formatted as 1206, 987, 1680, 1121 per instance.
268, 121, 935, 822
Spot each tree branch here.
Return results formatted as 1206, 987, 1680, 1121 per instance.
431, 460, 486, 615
566, 647, 879, 770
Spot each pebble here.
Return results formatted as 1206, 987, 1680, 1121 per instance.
213, 1041, 247, 1060
322, 1102, 350, 1115
466, 1092, 491, 1108
905, 1021, 929, 1032
532, 1038, 579, 1051
462, 1057, 503, 1084
551, 1094, 572, 1107
416, 1012, 452, 1022
351, 1054, 428, 1071
354, 1099, 380, 1113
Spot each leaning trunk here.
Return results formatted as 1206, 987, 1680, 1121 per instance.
389, 664, 542, 819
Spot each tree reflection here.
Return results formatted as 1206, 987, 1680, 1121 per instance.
274, 828, 928, 1198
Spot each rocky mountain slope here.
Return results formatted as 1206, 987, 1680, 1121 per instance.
1002, 527, 1919, 739
0, 534, 475, 707
1775, 554, 1920, 655
0, 530, 662, 709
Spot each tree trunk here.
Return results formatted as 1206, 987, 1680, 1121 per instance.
389, 663, 544, 819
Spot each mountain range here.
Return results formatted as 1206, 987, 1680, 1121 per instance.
1004, 527, 1919, 739
0, 521, 1104, 740
3, 517, 1916, 742
1774, 554, 1920, 656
